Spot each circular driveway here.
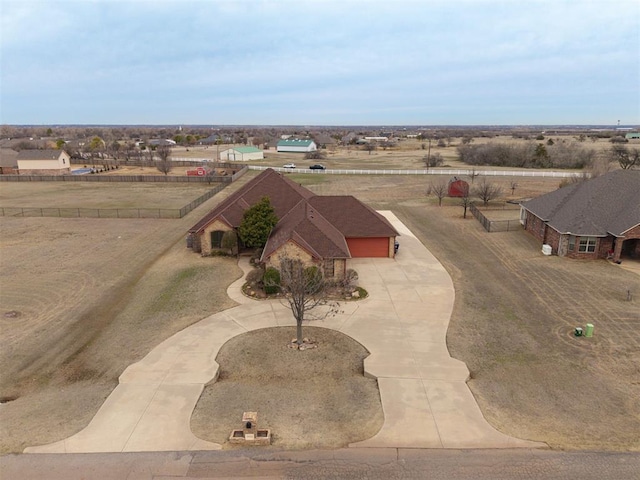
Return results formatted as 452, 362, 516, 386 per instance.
25, 212, 543, 453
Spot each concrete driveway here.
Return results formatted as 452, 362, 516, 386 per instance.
25, 211, 543, 453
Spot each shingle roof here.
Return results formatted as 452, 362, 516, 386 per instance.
189, 168, 315, 233
521, 170, 640, 236
308, 196, 398, 237
0, 148, 18, 167
262, 201, 351, 261
190, 168, 399, 260
16, 149, 67, 161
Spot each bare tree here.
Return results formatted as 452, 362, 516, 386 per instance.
427, 180, 448, 206
509, 181, 518, 195
473, 179, 503, 206
610, 145, 639, 170
155, 145, 173, 175
268, 258, 336, 347
460, 194, 472, 219
364, 142, 377, 155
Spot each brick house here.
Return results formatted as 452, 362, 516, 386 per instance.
188, 168, 399, 278
520, 170, 640, 262
0, 148, 19, 174
16, 149, 71, 175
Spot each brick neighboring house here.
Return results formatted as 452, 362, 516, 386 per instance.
0, 148, 19, 174
16, 149, 71, 175
520, 170, 640, 262
187, 168, 399, 279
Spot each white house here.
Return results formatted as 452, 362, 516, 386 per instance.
219, 146, 264, 162
16, 149, 71, 175
276, 139, 317, 153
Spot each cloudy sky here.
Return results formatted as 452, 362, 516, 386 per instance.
1, 0, 638, 125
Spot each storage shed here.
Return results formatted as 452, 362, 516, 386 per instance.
219, 146, 264, 162
276, 139, 317, 153
448, 177, 469, 197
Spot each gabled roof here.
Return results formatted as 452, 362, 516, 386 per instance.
223, 146, 262, 153
522, 170, 640, 236
190, 168, 399, 260
308, 196, 398, 237
189, 168, 314, 234
16, 149, 67, 161
261, 200, 351, 261
277, 139, 315, 147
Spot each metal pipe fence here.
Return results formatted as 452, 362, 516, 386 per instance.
469, 203, 523, 233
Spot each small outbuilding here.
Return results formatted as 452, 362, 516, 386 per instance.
448, 177, 469, 197
219, 146, 264, 162
16, 149, 71, 175
276, 139, 317, 153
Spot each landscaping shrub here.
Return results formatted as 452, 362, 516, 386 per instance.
263, 267, 281, 294
341, 269, 359, 289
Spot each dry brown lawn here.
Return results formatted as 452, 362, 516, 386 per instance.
1, 165, 638, 454
0, 182, 214, 209
0, 180, 252, 453
191, 327, 383, 449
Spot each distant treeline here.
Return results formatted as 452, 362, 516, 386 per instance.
457, 141, 596, 169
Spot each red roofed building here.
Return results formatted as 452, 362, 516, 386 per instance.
188, 168, 399, 279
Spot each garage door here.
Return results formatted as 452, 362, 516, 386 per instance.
347, 237, 389, 257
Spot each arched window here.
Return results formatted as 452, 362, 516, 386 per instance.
211, 230, 225, 248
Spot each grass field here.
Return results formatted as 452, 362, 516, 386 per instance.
1, 165, 638, 453
0, 183, 214, 209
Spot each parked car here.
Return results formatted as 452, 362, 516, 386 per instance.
283, 163, 296, 169
309, 164, 325, 170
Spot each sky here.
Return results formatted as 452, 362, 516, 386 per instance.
1, 0, 639, 126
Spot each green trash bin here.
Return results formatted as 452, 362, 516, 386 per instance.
585, 323, 594, 337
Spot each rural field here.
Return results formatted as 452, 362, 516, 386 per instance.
0, 182, 214, 209
1, 160, 639, 453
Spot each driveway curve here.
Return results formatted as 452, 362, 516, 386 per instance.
25, 212, 544, 453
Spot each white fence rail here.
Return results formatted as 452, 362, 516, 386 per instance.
248, 166, 585, 178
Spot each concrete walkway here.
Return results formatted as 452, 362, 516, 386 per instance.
25, 212, 543, 453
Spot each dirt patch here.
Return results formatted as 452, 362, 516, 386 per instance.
191, 326, 383, 449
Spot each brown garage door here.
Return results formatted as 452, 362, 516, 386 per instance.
347, 237, 389, 257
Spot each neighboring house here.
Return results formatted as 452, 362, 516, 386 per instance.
219, 146, 264, 162
276, 139, 317, 153
520, 170, 640, 262
0, 148, 19, 174
148, 139, 177, 146
16, 149, 71, 175
187, 168, 399, 279
311, 133, 337, 149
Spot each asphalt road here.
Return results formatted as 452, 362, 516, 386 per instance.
3, 448, 639, 479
